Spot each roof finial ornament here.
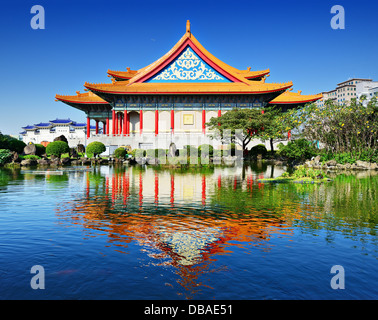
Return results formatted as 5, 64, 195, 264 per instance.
186, 20, 191, 36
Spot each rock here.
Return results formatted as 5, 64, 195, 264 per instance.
369, 163, 378, 170
305, 160, 313, 168
20, 159, 37, 166
61, 157, 71, 166
336, 163, 346, 170
71, 160, 80, 166
314, 155, 321, 164
326, 160, 337, 167
37, 158, 50, 165
24, 143, 37, 155
77, 144, 85, 154
11, 151, 20, 163
53, 135, 68, 144
356, 160, 370, 169
69, 148, 78, 158
168, 142, 177, 158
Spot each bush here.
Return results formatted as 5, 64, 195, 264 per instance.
0, 149, 12, 166
113, 147, 127, 159
46, 141, 70, 158
183, 145, 198, 157
198, 144, 213, 157
23, 155, 40, 160
213, 149, 222, 157
0, 134, 26, 154
223, 143, 236, 156
130, 148, 146, 158
35, 144, 46, 157
86, 141, 106, 158
249, 144, 267, 159
277, 139, 318, 162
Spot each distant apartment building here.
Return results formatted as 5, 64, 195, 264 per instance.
356, 81, 378, 106
316, 78, 373, 107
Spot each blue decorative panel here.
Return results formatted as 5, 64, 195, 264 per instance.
146, 46, 231, 83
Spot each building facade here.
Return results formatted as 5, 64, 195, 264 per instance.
20, 119, 99, 147
317, 78, 373, 107
356, 81, 378, 106
56, 21, 321, 150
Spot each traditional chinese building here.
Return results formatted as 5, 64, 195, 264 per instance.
20, 119, 99, 147
55, 21, 321, 150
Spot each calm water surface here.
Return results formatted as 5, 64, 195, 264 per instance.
0, 164, 377, 299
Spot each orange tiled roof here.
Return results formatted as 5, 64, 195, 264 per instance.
55, 91, 109, 104
269, 90, 323, 104
107, 68, 138, 80
84, 81, 293, 94
84, 21, 293, 95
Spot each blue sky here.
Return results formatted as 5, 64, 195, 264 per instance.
0, 0, 377, 136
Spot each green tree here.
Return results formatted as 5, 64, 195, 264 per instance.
206, 108, 265, 153
113, 147, 127, 159
86, 141, 106, 158
0, 134, 26, 154
46, 141, 70, 158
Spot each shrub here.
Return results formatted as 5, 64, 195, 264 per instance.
0, 149, 12, 166
35, 144, 46, 156
0, 134, 26, 154
46, 141, 70, 158
130, 148, 146, 158
23, 155, 40, 160
277, 139, 318, 162
198, 144, 213, 157
86, 141, 106, 158
249, 144, 267, 159
113, 147, 127, 159
183, 145, 198, 157
213, 149, 222, 157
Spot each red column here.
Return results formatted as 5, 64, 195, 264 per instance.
126, 112, 130, 135
171, 109, 175, 133
288, 130, 291, 140
115, 112, 118, 135
155, 110, 159, 136
202, 109, 206, 134
139, 111, 143, 134
119, 113, 122, 135
102, 121, 106, 135
218, 109, 221, 126
112, 110, 116, 136
106, 118, 109, 135
86, 117, 90, 139
123, 110, 127, 136
95, 120, 99, 134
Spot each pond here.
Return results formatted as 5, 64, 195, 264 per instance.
0, 164, 377, 300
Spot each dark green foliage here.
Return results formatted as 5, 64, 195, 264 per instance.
130, 148, 146, 158
35, 144, 46, 156
198, 144, 213, 157
277, 139, 317, 162
113, 147, 127, 159
46, 141, 70, 158
86, 141, 106, 158
249, 144, 268, 159
0, 134, 26, 154
0, 149, 13, 165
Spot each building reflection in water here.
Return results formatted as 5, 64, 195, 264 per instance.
56, 165, 298, 297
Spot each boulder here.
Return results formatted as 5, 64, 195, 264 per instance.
369, 163, 378, 170
77, 144, 85, 154
37, 158, 50, 165
61, 157, 71, 166
53, 135, 68, 144
326, 160, 337, 167
314, 155, 321, 165
24, 143, 36, 155
11, 151, 20, 163
356, 160, 370, 169
20, 159, 37, 166
168, 142, 177, 158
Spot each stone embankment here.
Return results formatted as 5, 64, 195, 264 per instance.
304, 156, 378, 170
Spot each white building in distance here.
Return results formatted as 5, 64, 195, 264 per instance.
20, 119, 99, 147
